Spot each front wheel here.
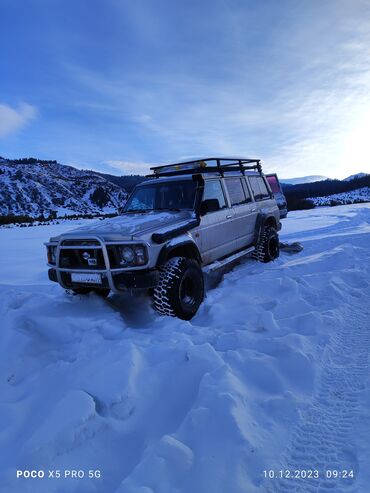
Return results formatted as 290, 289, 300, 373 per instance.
153, 257, 204, 320
254, 226, 279, 263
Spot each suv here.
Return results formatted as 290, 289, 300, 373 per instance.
45, 158, 281, 320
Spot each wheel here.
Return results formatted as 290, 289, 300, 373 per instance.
153, 256, 204, 320
253, 225, 279, 263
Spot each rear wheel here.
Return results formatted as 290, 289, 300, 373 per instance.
153, 256, 204, 320
254, 225, 279, 263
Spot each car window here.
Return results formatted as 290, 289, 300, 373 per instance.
258, 177, 270, 198
249, 176, 270, 201
242, 178, 252, 202
225, 178, 248, 206
266, 175, 281, 194
203, 180, 227, 209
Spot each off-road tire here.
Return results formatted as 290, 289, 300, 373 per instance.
253, 225, 279, 263
153, 256, 204, 320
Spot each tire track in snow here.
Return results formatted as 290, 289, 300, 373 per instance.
265, 303, 370, 493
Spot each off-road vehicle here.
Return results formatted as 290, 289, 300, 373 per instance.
46, 158, 281, 320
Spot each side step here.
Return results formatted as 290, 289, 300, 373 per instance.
202, 246, 255, 274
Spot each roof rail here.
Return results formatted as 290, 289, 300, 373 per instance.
147, 157, 262, 178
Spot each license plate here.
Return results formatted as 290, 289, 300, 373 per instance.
71, 273, 102, 284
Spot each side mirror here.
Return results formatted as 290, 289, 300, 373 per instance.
200, 199, 220, 216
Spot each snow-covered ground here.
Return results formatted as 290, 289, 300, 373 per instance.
308, 187, 370, 206
0, 204, 370, 493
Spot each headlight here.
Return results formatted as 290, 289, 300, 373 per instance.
122, 246, 135, 263
119, 244, 148, 266
47, 245, 57, 264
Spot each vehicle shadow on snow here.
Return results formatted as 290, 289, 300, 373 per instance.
102, 257, 255, 328
104, 255, 276, 328
106, 291, 156, 329
70, 243, 302, 330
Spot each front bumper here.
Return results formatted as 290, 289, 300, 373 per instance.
48, 267, 159, 291
46, 234, 157, 293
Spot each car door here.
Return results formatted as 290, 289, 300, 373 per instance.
248, 175, 278, 220
224, 176, 258, 249
198, 179, 236, 264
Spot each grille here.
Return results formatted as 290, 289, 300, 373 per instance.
59, 248, 106, 270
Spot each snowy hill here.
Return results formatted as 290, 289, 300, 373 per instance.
308, 187, 370, 206
0, 157, 127, 218
0, 204, 370, 492
280, 175, 328, 185
343, 172, 369, 182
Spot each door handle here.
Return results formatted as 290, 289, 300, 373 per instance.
251, 208, 257, 212
226, 214, 233, 219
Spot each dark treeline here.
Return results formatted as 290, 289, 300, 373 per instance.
283, 175, 370, 211
6, 158, 58, 165
96, 173, 147, 193
283, 175, 370, 198
0, 212, 118, 226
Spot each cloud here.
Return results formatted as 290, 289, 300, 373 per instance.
62, 1, 370, 178
0, 103, 37, 138
104, 160, 152, 175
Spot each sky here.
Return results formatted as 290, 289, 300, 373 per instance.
0, 0, 370, 179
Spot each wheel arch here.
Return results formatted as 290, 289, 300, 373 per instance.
156, 239, 202, 267
253, 213, 278, 245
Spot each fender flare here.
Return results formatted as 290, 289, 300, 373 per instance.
253, 213, 277, 245
156, 239, 202, 267
151, 218, 200, 244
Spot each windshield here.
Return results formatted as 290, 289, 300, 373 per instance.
123, 180, 197, 212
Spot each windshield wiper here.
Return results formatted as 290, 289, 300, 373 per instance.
154, 207, 181, 212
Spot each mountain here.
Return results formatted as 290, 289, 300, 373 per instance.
0, 157, 128, 218
343, 172, 369, 182
95, 172, 147, 193
280, 175, 328, 185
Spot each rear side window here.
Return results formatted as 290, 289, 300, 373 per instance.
225, 178, 248, 206
203, 180, 227, 209
249, 176, 271, 201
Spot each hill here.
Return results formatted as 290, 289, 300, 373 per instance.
0, 157, 128, 218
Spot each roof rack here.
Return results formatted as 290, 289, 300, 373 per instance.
147, 157, 262, 178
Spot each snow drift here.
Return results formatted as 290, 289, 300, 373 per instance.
0, 204, 370, 493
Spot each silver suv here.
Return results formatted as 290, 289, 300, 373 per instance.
45, 158, 281, 320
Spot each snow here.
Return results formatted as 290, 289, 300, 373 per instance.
309, 187, 370, 206
343, 172, 369, 182
0, 203, 370, 492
